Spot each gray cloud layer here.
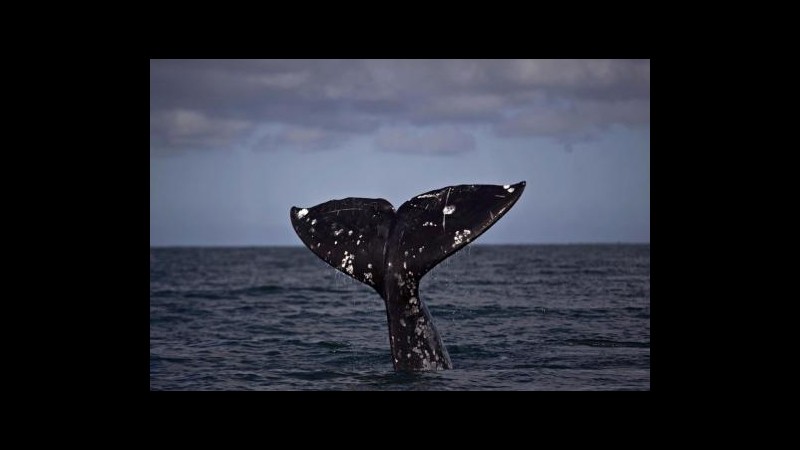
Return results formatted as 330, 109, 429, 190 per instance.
150, 59, 650, 154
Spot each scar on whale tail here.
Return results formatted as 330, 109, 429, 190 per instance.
290, 181, 526, 371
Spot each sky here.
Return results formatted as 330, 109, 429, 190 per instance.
150, 59, 649, 246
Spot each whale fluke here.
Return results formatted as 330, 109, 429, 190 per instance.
290, 181, 526, 371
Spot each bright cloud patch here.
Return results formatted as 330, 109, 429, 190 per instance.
150, 59, 649, 154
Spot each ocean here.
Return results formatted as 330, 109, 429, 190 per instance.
150, 244, 650, 390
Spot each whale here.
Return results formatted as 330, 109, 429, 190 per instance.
290, 181, 526, 371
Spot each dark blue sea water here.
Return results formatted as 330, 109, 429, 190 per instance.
150, 244, 650, 390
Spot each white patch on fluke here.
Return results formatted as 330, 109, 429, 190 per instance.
442, 187, 452, 231
416, 193, 438, 198
334, 229, 344, 236
422, 221, 436, 227
503, 185, 510, 189
414, 321, 424, 336
507, 187, 515, 193
338, 251, 355, 275
296, 208, 308, 219
310, 218, 317, 225
348, 230, 353, 236
367, 263, 372, 269
340, 252, 355, 269
453, 229, 472, 247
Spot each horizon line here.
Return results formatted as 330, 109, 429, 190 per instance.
149, 241, 650, 249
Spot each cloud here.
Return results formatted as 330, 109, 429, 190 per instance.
418, 93, 508, 121
150, 109, 253, 151
375, 126, 476, 155
256, 126, 350, 152
245, 70, 310, 89
495, 99, 650, 139
150, 59, 649, 154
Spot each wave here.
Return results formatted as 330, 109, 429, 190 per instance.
231, 285, 285, 296
563, 339, 649, 348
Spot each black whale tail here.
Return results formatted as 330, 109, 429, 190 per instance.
290, 181, 526, 286
290, 181, 526, 370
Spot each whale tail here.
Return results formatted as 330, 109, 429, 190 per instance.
290, 181, 526, 370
